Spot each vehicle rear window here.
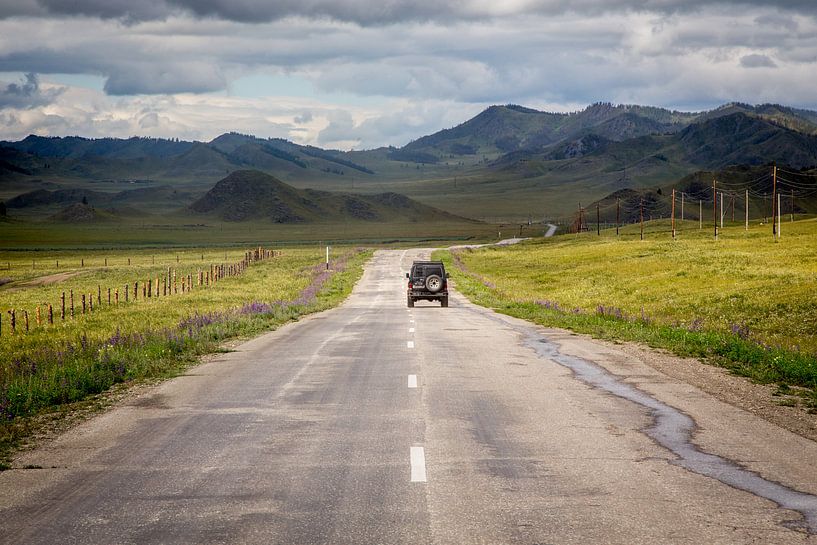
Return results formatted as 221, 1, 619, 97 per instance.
413, 265, 442, 277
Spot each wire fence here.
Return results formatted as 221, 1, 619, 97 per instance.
0, 248, 278, 337
562, 165, 817, 237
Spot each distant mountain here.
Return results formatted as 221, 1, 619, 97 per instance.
400, 102, 817, 161
188, 170, 468, 223
495, 112, 817, 181
585, 164, 817, 224
6, 188, 106, 208
671, 113, 817, 169
402, 103, 699, 158
4, 135, 194, 159
209, 132, 374, 175
47, 202, 118, 223
0, 132, 375, 187
3, 101, 817, 223
0, 146, 46, 175
6, 185, 195, 213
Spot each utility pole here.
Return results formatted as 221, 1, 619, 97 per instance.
577, 202, 582, 234
772, 163, 777, 236
640, 197, 644, 241
745, 189, 749, 231
791, 189, 794, 222
578, 208, 581, 233
681, 192, 685, 222
713, 180, 718, 240
671, 188, 676, 239
777, 193, 782, 241
597, 203, 600, 235
699, 199, 702, 230
616, 197, 620, 236
720, 191, 724, 230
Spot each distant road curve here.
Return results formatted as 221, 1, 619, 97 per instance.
451, 222, 556, 251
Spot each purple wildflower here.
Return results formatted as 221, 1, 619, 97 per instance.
730, 322, 750, 340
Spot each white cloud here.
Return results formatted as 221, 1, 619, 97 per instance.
0, 72, 64, 108
0, 5, 816, 147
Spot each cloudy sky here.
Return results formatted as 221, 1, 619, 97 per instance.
0, 1, 815, 149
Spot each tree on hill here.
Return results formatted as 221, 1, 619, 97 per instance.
0, 201, 6, 216
82, 195, 88, 205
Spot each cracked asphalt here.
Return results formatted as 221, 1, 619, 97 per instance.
1, 249, 816, 544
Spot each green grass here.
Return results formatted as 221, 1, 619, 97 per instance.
436, 218, 817, 391
0, 218, 498, 249
0, 245, 371, 464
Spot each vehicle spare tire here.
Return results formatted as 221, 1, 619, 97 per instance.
425, 274, 443, 293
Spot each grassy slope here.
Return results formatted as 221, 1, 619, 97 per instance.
0, 246, 371, 465
0, 217, 499, 249
437, 218, 817, 404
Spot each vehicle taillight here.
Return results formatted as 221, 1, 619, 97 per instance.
408, 281, 413, 289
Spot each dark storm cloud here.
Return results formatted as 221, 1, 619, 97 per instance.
0, 46, 227, 96
0, 72, 63, 108
2, 0, 816, 24
103, 62, 226, 95
740, 53, 777, 67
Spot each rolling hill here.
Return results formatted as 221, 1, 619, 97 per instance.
2, 101, 817, 223
583, 164, 817, 225
188, 170, 471, 224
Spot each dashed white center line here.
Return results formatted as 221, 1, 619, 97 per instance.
409, 327, 415, 333
410, 319, 415, 323
410, 446, 427, 482
407, 341, 414, 349
408, 374, 417, 388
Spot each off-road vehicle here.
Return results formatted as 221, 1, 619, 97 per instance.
406, 261, 449, 307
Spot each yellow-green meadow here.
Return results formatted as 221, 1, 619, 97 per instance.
440, 218, 817, 398
0, 245, 370, 463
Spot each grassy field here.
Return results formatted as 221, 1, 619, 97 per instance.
0, 218, 499, 248
439, 218, 817, 406
0, 245, 371, 464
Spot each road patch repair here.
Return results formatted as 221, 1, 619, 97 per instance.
499, 315, 817, 533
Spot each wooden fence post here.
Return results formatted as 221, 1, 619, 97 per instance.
9, 309, 15, 334
36, 306, 41, 326
98, 285, 102, 305
61, 292, 66, 320
108, 287, 111, 305
115, 289, 119, 305
125, 284, 129, 302
82, 294, 86, 314
70, 290, 74, 318
24, 311, 29, 332
48, 304, 53, 325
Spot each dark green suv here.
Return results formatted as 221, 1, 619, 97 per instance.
406, 261, 449, 307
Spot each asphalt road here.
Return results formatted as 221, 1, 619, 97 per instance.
2, 249, 817, 544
